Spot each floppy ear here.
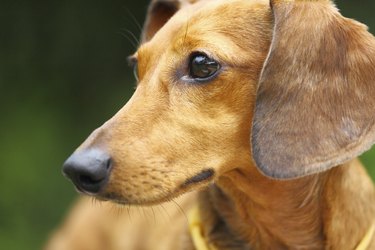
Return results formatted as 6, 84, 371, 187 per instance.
142, 0, 192, 42
251, 0, 375, 179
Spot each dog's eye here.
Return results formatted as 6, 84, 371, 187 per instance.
189, 53, 220, 80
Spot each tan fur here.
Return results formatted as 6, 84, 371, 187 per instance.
46, 0, 375, 249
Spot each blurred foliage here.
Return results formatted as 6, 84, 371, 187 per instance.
0, 1, 375, 249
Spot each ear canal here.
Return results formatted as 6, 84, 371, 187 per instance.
141, 0, 181, 42
252, 0, 375, 179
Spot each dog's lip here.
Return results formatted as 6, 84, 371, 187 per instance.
74, 185, 99, 196
181, 169, 215, 188
94, 174, 215, 206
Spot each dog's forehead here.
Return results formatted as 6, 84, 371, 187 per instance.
143, 0, 271, 53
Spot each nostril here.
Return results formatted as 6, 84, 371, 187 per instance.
79, 174, 103, 186
106, 157, 112, 170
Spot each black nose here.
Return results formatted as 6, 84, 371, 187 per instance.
62, 149, 112, 194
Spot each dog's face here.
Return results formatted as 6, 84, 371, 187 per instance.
63, 0, 375, 205
78, 0, 271, 204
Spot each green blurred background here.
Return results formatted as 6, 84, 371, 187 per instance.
1, 1, 375, 249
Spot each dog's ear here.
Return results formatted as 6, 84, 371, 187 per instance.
142, 0, 191, 42
251, 0, 375, 179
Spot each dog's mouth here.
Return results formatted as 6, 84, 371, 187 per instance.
181, 169, 215, 187
94, 169, 215, 206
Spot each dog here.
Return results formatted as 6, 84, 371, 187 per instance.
46, 0, 375, 249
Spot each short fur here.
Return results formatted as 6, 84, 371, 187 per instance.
46, 0, 375, 249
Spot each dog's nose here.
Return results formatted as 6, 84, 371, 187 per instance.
62, 149, 112, 194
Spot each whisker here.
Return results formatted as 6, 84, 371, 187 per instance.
124, 8, 143, 33
121, 29, 140, 47
142, 207, 149, 224
151, 206, 157, 225
115, 205, 122, 219
137, 206, 143, 219
109, 203, 117, 217
91, 197, 95, 206
127, 204, 133, 224
160, 203, 171, 221
156, 205, 167, 222
117, 31, 138, 49
172, 199, 188, 223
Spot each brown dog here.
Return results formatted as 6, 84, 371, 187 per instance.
47, 0, 375, 249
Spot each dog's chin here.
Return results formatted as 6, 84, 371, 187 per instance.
93, 171, 215, 206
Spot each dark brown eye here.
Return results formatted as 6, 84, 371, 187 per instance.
189, 53, 220, 80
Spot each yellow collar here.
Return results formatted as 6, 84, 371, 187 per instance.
356, 223, 375, 250
188, 205, 217, 250
189, 205, 374, 250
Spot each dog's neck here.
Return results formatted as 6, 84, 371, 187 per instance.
212, 167, 325, 249
200, 159, 375, 249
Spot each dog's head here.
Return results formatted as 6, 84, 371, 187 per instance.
63, 0, 375, 205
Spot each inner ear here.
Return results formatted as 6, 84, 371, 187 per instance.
141, 0, 181, 42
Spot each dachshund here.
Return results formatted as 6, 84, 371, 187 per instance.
46, 0, 375, 249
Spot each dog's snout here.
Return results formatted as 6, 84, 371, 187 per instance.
62, 149, 112, 194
